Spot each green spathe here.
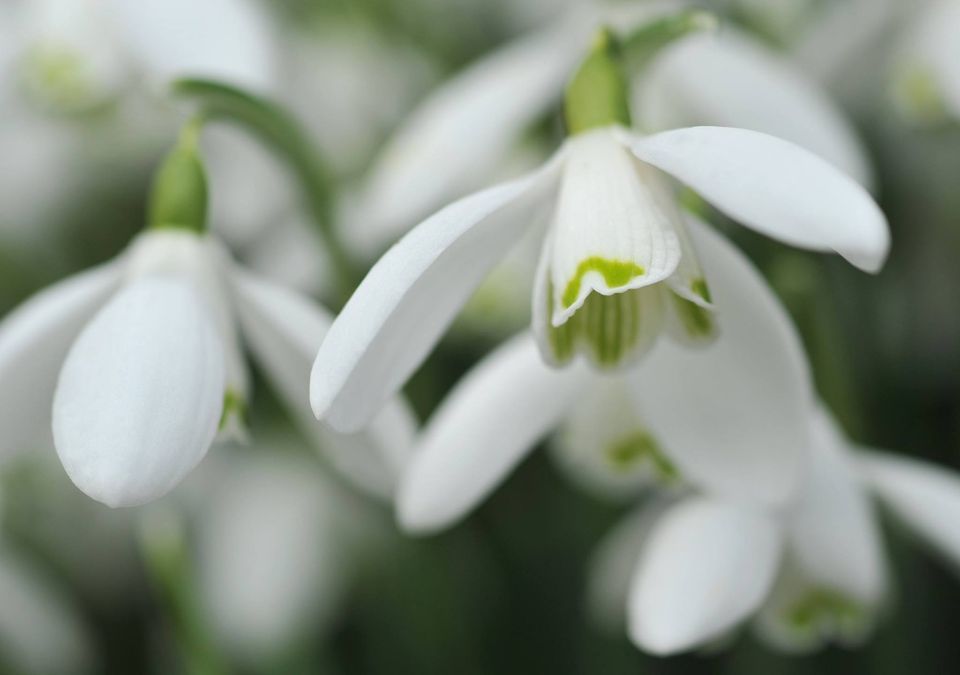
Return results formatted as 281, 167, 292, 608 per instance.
563, 28, 632, 135
148, 119, 208, 234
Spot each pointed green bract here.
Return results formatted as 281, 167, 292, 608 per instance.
148, 118, 208, 234
691, 277, 712, 303
218, 388, 247, 431
670, 292, 716, 341
564, 28, 632, 135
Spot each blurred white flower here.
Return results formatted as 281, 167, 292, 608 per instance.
351, 2, 874, 253
0, 545, 95, 673
196, 446, 386, 665
395, 221, 812, 532
311, 118, 887, 431
0, 228, 414, 507
0, 0, 278, 243
890, 0, 960, 123
593, 409, 960, 655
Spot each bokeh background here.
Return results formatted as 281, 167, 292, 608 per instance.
1, 0, 959, 672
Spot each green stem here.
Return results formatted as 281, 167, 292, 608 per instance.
170, 78, 357, 304
139, 509, 227, 675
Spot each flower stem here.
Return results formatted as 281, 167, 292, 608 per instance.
170, 78, 358, 304
620, 9, 717, 71
139, 509, 227, 675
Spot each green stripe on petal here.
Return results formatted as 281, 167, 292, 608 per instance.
560, 257, 646, 309
545, 281, 664, 369
605, 429, 678, 482
784, 588, 870, 643
665, 289, 718, 346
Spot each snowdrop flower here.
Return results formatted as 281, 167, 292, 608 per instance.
351, 3, 873, 253
0, 0, 279, 255
0, 0, 275, 115
0, 132, 413, 507
311, 28, 888, 433
890, 0, 960, 123
396, 219, 812, 532
595, 409, 960, 655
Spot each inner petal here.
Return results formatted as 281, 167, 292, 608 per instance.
548, 129, 683, 327
543, 279, 666, 370
552, 376, 679, 500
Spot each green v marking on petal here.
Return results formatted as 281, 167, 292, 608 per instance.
219, 388, 247, 431
786, 589, 866, 631
605, 429, 678, 481
561, 257, 645, 309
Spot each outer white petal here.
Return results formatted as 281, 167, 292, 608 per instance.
586, 498, 673, 632
311, 163, 560, 433
622, 126, 890, 272
104, 0, 276, 90
232, 269, 415, 499
636, 30, 873, 188
124, 231, 248, 406
787, 411, 887, 605
356, 20, 580, 248
628, 497, 783, 655
628, 219, 812, 505
397, 334, 591, 534
0, 264, 119, 456
861, 450, 960, 571
53, 278, 225, 507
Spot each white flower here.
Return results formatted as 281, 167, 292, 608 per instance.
0, 0, 279, 245
351, 3, 875, 252
394, 220, 813, 533
195, 442, 386, 665
311, 118, 888, 432
890, 0, 960, 122
595, 409, 960, 655
0, 228, 414, 507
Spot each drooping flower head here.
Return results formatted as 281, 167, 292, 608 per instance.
0, 121, 413, 507
310, 17, 889, 433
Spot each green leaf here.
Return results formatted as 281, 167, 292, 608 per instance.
621, 9, 717, 71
